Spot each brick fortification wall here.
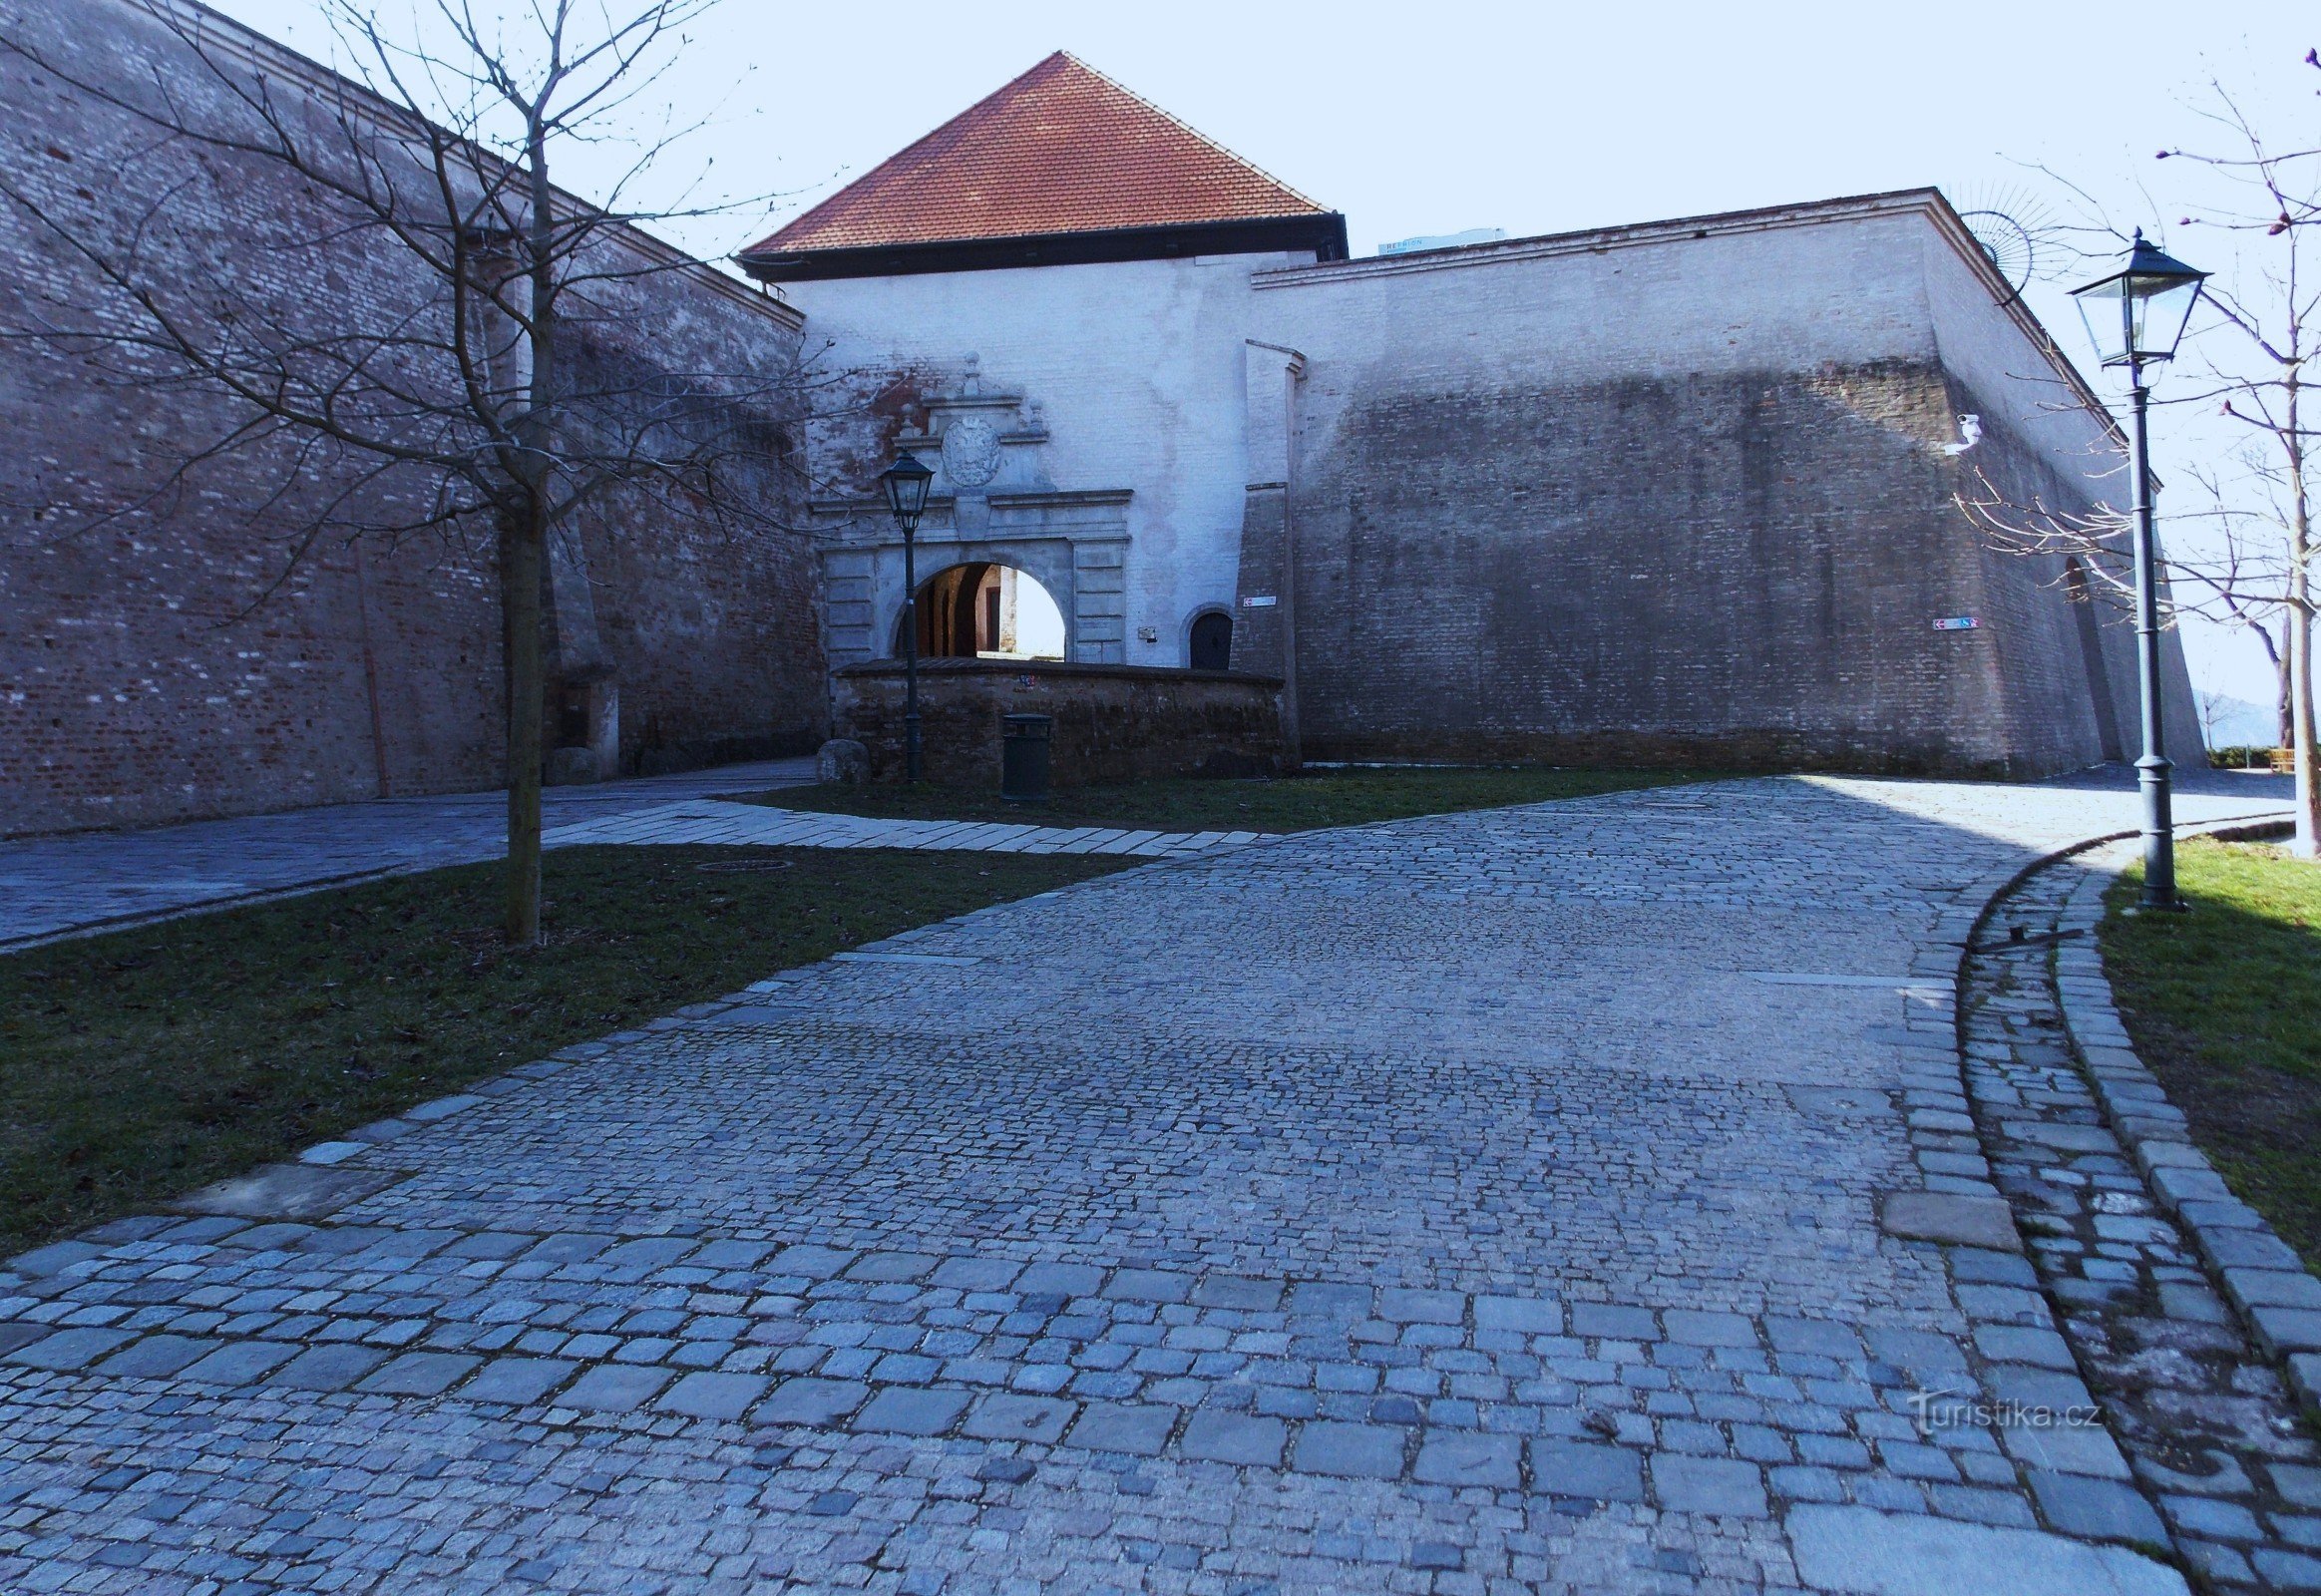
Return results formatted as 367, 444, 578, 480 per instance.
0, 0, 823, 837
833, 659, 1284, 787
1238, 203, 2196, 778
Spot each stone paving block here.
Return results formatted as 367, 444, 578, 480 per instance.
1664, 1310, 1756, 1348
2203, 1228, 2305, 1272
1377, 1288, 1462, 1325
178, 1340, 300, 1386
1104, 1269, 1191, 1304
1765, 1317, 1863, 1359
1529, 1439, 1644, 1503
1652, 1453, 1767, 1517
1974, 1325, 2076, 1370
523, 1233, 616, 1267
1569, 1303, 1657, 1340
2163, 1494, 2262, 1540
2252, 1305, 2321, 1356
1013, 1263, 1104, 1298
965, 1394, 1077, 1444
1413, 1431, 1520, 1489
2224, 1268, 2321, 1312
2252, 1547, 2321, 1589
768, 1243, 854, 1277
657, 1372, 768, 1421
403, 1094, 484, 1123
5, 1327, 136, 1372
456, 1358, 579, 1405
356, 1353, 482, 1396
95, 1334, 218, 1379
1790, 1503, 2190, 1595
1191, 1275, 1283, 1311
1292, 1421, 1404, 1478
846, 1252, 939, 1284
1288, 1282, 1371, 1321
929, 1257, 1023, 1292
855, 1386, 969, 1436
1880, 1191, 2023, 1253
1064, 1401, 1175, 1456
6, 1241, 101, 1278
268, 1345, 389, 1392
1473, 1295, 1560, 1335
2002, 1415, 2132, 1479
1179, 1410, 1287, 1466
755, 1377, 869, 1426
559, 1364, 673, 1412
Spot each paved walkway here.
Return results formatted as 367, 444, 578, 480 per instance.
0, 775, 2297, 1593
0, 760, 819, 950
548, 799, 1267, 860
0, 764, 1264, 951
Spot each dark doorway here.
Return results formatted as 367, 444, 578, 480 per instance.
1189, 610, 1233, 671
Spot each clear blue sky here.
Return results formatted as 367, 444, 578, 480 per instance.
213, 0, 2318, 713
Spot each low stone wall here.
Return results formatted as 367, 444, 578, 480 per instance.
832, 660, 1285, 788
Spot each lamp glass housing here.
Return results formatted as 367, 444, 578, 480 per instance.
2069, 233, 2206, 368
880, 451, 935, 528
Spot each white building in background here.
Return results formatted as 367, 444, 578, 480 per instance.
741, 51, 2195, 777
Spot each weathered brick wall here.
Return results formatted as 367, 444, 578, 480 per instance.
1280, 361, 2028, 773
1241, 203, 2199, 778
0, 0, 823, 837
832, 659, 1284, 787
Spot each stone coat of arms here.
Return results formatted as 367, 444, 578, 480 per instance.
941, 414, 1004, 488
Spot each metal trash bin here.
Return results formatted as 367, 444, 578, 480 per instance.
1000, 713, 1052, 803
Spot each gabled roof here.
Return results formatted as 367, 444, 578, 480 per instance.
739, 53, 1346, 281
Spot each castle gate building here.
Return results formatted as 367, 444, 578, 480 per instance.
746, 53, 2196, 779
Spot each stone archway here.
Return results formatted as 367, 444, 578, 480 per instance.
895, 561, 1068, 659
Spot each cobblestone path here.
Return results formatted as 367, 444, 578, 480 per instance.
1960, 848, 2321, 1591
0, 776, 2292, 1593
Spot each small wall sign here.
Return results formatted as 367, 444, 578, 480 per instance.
1932, 616, 1980, 631
1242, 595, 1278, 607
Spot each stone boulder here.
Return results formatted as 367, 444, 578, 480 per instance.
816, 738, 870, 785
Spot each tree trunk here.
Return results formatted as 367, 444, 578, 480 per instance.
2293, 589, 2320, 859
2290, 369, 2319, 857
2278, 641, 2295, 751
499, 123, 559, 945
502, 506, 546, 943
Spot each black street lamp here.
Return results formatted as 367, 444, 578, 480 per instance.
2070, 230, 2207, 911
880, 450, 936, 782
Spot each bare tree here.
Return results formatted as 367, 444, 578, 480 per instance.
0, 0, 807, 941
1960, 54, 2321, 855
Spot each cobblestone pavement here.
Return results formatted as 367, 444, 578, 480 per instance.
1960, 846, 2321, 1592
543, 800, 1268, 862
0, 775, 2295, 1593
0, 759, 815, 950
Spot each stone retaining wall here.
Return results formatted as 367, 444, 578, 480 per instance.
831, 659, 1284, 787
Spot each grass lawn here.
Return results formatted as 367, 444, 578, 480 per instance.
2101, 837, 2321, 1268
0, 844, 1127, 1256
746, 765, 1719, 834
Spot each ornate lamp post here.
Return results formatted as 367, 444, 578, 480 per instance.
2069, 230, 2208, 911
879, 451, 936, 782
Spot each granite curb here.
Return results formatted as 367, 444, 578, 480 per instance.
2045, 816, 2321, 1416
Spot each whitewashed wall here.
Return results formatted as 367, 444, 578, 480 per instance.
787, 250, 1312, 667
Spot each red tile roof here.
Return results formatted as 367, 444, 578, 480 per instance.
746, 53, 1330, 256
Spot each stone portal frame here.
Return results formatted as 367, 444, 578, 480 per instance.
817, 488, 1132, 670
